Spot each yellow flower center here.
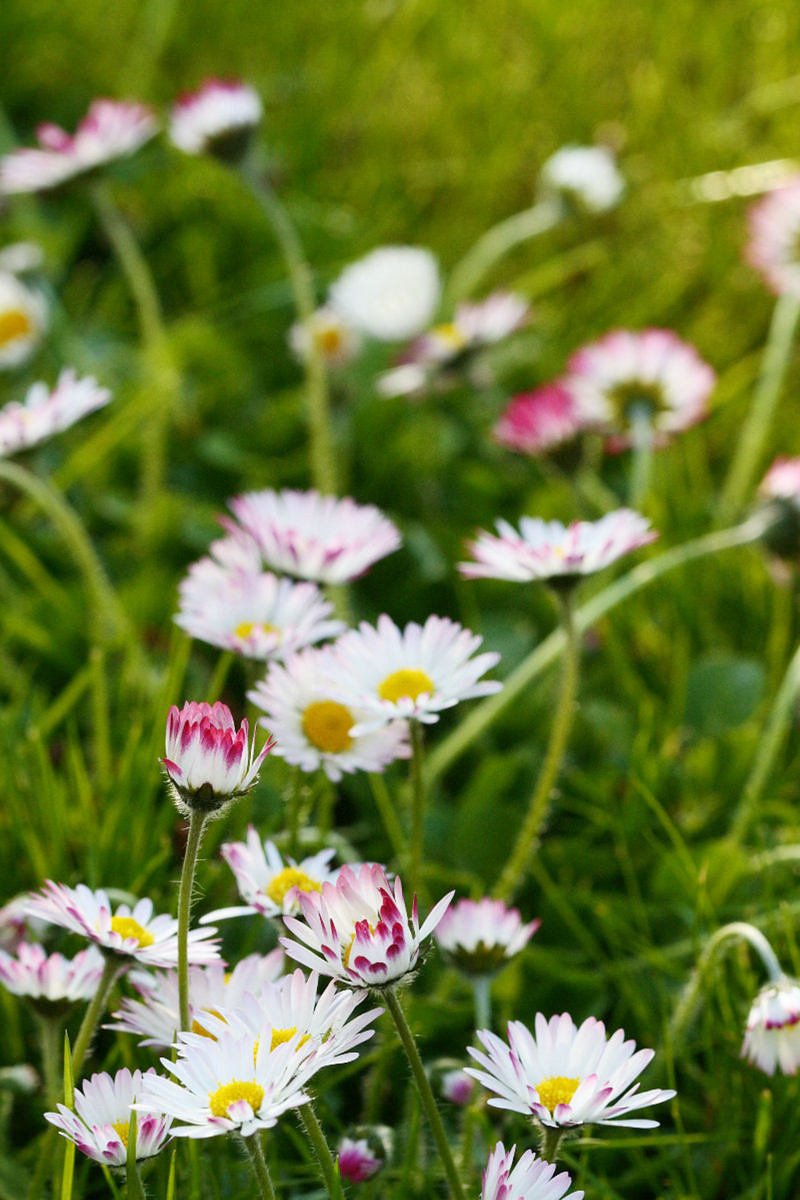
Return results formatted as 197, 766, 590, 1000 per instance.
378, 668, 434, 704
234, 621, 277, 641
266, 866, 323, 907
208, 1080, 265, 1119
191, 1009, 226, 1039
110, 916, 154, 948
432, 322, 468, 351
112, 1119, 129, 1148
0, 308, 32, 348
318, 326, 344, 355
302, 700, 354, 753
535, 1075, 581, 1114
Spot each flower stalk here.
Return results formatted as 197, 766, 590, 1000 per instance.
298, 1103, 338, 1197
242, 1134, 278, 1200
409, 723, 426, 899
71, 956, 120, 1079
177, 809, 208, 1031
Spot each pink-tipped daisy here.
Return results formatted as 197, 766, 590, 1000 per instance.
494, 384, 593, 456
289, 306, 361, 367
281, 862, 453, 989
0, 942, 105, 1014
0, 100, 157, 195
466, 1014, 675, 1129
435, 898, 540, 978
761, 456, 800, 506
329, 246, 441, 342
459, 509, 657, 585
338, 1136, 384, 1183
46, 1068, 172, 1166
441, 1068, 475, 1106
205, 829, 341, 923
0, 369, 111, 458
169, 79, 262, 161
481, 1142, 583, 1200
742, 978, 800, 1076
162, 700, 274, 814
747, 178, 800, 297
0, 271, 47, 370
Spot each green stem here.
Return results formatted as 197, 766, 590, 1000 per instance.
126, 1111, 145, 1200
298, 1103, 337, 1196
71, 956, 120, 1079
428, 516, 768, 785
629, 405, 655, 509
383, 987, 467, 1200
286, 767, 303, 860
368, 773, 407, 861
494, 590, 581, 901
716, 291, 800, 525
444, 199, 560, 306
728, 639, 800, 843
35, 1014, 63, 1108
243, 1135, 278, 1200
409, 723, 426, 899
538, 1126, 564, 1164
177, 810, 208, 1032
472, 976, 492, 1030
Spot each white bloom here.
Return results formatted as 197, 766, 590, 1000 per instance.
46, 1068, 172, 1166
0, 369, 110, 457
170, 79, 262, 159
205, 829, 341, 921
376, 362, 431, 398
0, 942, 105, 1009
742, 978, 800, 1076
0, 271, 47, 368
453, 292, 530, 346
540, 145, 624, 213
760, 456, 800, 507
747, 178, 800, 297
0, 242, 44, 274
435, 898, 540, 977
162, 700, 274, 812
289, 306, 361, 367
481, 1142, 583, 1200
329, 246, 441, 341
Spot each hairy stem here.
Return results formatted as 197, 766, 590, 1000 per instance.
409, 723, 426, 899
177, 809, 208, 1032
71, 956, 120, 1079
243, 1135, 278, 1200
298, 1103, 338, 1196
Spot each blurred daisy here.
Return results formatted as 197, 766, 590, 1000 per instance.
289, 306, 361, 367
329, 246, 441, 341
0, 242, 45, 274
162, 700, 274, 814
742, 978, 800, 1076
338, 1136, 383, 1183
0, 942, 105, 1013
0, 894, 48, 952
441, 1068, 475, 1106
248, 648, 411, 781
409, 293, 530, 368
376, 362, 431, 399
228, 487, 401, 584
0, 100, 157, 195
747, 178, 800, 296
108, 951, 286, 1048
25, 882, 220, 969
539, 145, 624, 214
281, 862, 453, 989
459, 509, 657, 584
494, 384, 593, 456
760, 456, 800, 505
481, 1142, 583, 1200
467, 1014, 675, 1129
0, 272, 47, 369
46, 1068, 172, 1166
0, 369, 110, 458
170, 79, 262, 161
435, 898, 540, 978
321, 614, 501, 735
206, 829, 340, 922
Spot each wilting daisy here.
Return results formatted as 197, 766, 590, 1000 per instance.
539, 145, 624, 214
282, 862, 453, 989
46, 1068, 172, 1166
747, 178, 800, 297
0, 369, 111, 458
321, 614, 501, 735
0, 271, 47, 370
289, 306, 361, 367
466, 1014, 675, 1129
494, 384, 595, 456
563, 328, 716, 450
459, 509, 657, 585
0, 942, 105, 1013
0, 100, 157, 195
338, 1136, 383, 1183
170, 79, 262, 161
206, 829, 341, 922
742, 978, 800, 1076
108, 951, 286, 1048
228, 488, 402, 584
25, 883, 220, 969
481, 1142, 583, 1200
162, 700, 274, 814
329, 246, 441, 341
248, 649, 411, 781
435, 898, 540, 978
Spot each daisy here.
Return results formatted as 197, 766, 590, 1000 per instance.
441, 1068, 475, 1106
248, 648, 411, 781
0, 369, 111, 458
0, 242, 44, 274
108, 950, 286, 1048
46, 1068, 172, 1166
481, 1142, 583, 1200
281, 862, 453, 989
288, 306, 361, 367
162, 700, 274, 814
25, 882, 220, 969
494, 383, 599, 456
539, 145, 624, 214
0, 893, 48, 951
0, 942, 105, 1013
0, 271, 47, 370
204, 829, 340, 922
563, 328, 716, 449
435, 898, 540, 978
453, 292, 530, 346
329, 246, 441, 341
747, 178, 800, 296
741, 978, 800, 1076
760, 456, 800, 506
227, 487, 401, 584
459, 509, 657, 584
321, 614, 501, 735
338, 1136, 383, 1183
466, 1013, 675, 1129
169, 79, 262, 161
0, 100, 157, 195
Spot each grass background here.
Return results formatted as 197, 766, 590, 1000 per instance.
2, 1, 800, 1197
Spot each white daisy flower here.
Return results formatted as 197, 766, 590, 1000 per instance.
453, 292, 530, 347
742, 978, 800, 1076
281, 862, 453, 989
0, 100, 157, 195
747, 178, 800, 297
248, 648, 411, 781
321, 614, 501, 735
162, 700, 274, 814
108, 951, 286, 1048
466, 1014, 675, 1129
0, 271, 47, 369
0, 942, 105, 1011
760, 456, 800, 506
25, 882, 220, 969
288, 306, 361, 367
539, 145, 624, 214
459, 509, 657, 584
45, 1068, 172, 1166
329, 246, 441, 341
375, 361, 431, 398
170, 78, 262, 160
481, 1142, 583, 1200
204, 829, 340, 922
228, 487, 401, 584
435, 898, 540, 978
0, 369, 110, 458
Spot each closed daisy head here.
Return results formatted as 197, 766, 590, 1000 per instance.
435, 898, 540, 978
747, 178, 800, 297
338, 1135, 384, 1183
206, 828, 341, 922
329, 246, 441, 341
742, 978, 800, 1076
46, 1068, 172, 1166
539, 144, 624, 214
162, 700, 274, 814
481, 1142, 583, 1200
494, 383, 601, 457
0, 941, 105, 1015
170, 79, 262, 161
0, 369, 111, 458
0, 271, 47, 370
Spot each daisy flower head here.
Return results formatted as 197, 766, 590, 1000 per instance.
25, 882, 220, 969
453, 292, 530, 346
494, 384, 594, 456
329, 246, 441, 341
466, 1014, 675, 1129
757, 456, 800, 559
760, 456, 800, 507
321, 614, 502, 735
459, 509, 657, 588
0, 893, 48, 951
338, 1135, 384, 1183
441, 1067, 475, 1106
564, 328, 716, 450
435, 898, 540, 978
46, 1068, 172, 1166
747, 178, 800, 297
281, 862, 454, 989
481, 1142, 583, 1200
248, 649, 411, 782
170, 79, 262, 162
0, 369, 111, 458
0, 271, 47, 370
0, 942, 105, 1015
0, 100, 157, 195
108, 950, 286, 1048
228, 487, 402, 584
539, 144, 624, 215
742, 978, 800, 1076
207, 829, 341, 921
289, 306, 361, 367
162, 700, 274, 815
